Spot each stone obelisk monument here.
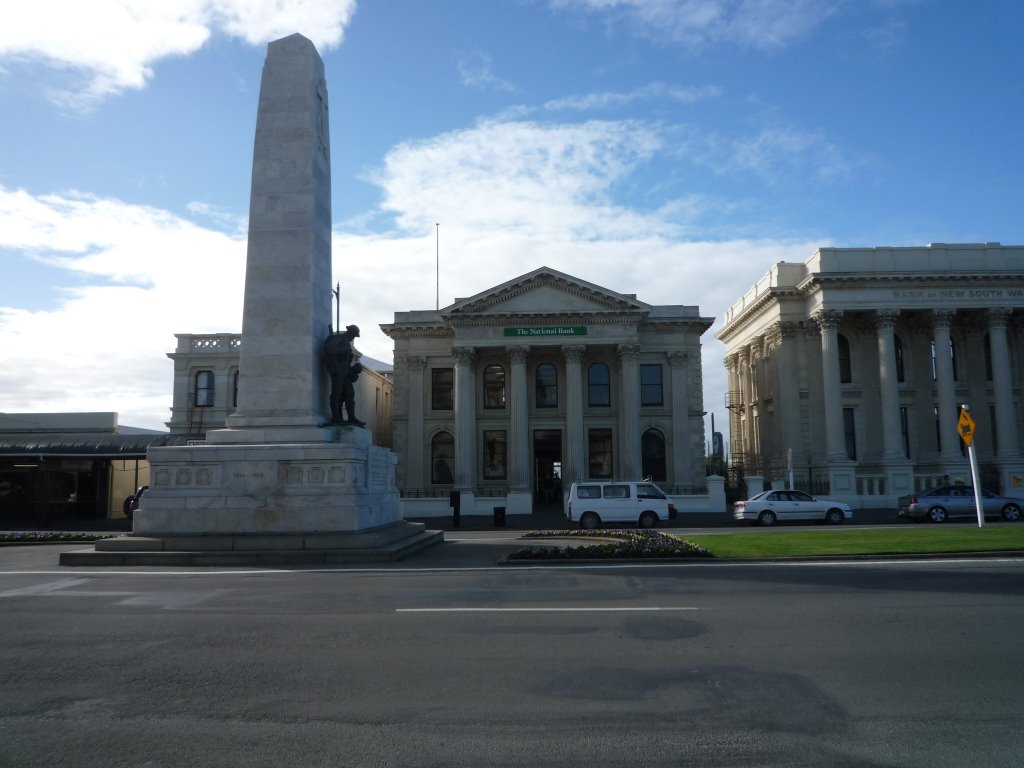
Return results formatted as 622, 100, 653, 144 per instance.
67, 35, 440, 564
213, 33, 333, 444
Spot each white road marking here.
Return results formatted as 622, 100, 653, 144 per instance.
0, 577, 231, 608
0, 578, 93, 597
396, 606, 699, 613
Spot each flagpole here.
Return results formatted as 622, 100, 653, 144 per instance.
435, 222, 439, 310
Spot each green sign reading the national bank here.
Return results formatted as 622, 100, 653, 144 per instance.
503, 326, 588, 337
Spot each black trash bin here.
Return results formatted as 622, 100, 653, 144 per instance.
493, 506, 506, 527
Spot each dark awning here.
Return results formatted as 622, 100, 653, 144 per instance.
0, 433, 195, 459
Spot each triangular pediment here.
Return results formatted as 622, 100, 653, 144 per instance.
444, 266, 648, 318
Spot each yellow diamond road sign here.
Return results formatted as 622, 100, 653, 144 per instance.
958, 410, 976, 446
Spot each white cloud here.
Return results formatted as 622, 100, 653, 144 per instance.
0, 0, 357, 108
458, 51, 516, 92
370, 119, 668, 238
0, 185, 245, 429
544, 82, 722, 112
0, 116, 824, 431
549, 0, 838, 50
728, 126, 854, 182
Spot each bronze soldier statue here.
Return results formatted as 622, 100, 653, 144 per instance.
324, 324, 365, 427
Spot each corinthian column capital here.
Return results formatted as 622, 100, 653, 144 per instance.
561, 345, 585, 365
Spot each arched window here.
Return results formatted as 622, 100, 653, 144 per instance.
195, 370, 215, 407
483, 364, 506, 408
536, 363, 557, 408
588, 363, 610, 407
641, 429, 667, 482
431, 432, 454, 485
838, 334, 852, 383
894, 335, 905, 383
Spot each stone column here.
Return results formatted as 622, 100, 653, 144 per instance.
453, 347, 477, 492
562, 345, 586, 487
618, 344, 641, 479
876, 310, 904, 460
738, 348, 753, 464
770, 323, 801, 469
724, 354, 742, 466
814, 310, 848, 462
404, 356, 427, 493
989, 309, 1020, 459
218, 34, 333, 441
668, 351, 690, 488
877, 311, 914, 499
932, 309, 960, 464
507, 346, 530, 493
749, 345, 763, 461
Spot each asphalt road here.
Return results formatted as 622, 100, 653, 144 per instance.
2, 543, 1023, 767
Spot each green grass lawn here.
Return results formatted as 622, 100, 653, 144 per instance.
684, 526, 1024, 558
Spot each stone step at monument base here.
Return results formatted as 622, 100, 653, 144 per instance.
59, 522, 443, 567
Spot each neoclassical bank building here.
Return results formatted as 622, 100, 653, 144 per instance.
717, 243, 1024, 507
381, 267, 715, 516
156, 267, 715, 519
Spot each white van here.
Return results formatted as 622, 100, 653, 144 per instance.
566, 481, 677, 529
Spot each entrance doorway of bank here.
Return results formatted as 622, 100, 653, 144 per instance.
532, 429, 563, 521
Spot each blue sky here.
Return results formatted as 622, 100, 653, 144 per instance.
1, 0, 1022, 434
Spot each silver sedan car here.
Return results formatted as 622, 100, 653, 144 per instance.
733, 489, 853, 526
897, 486, 1024, 523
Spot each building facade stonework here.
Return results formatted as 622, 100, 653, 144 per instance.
165, 333, 393, 447
717, 243, 1024, 506
381, 267, 714, 516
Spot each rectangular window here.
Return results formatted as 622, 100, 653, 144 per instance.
535, 363, 558, 408
588, 428, 613, 479
483, 364, 506, 408
603, 484, 630, 499
640, 364, 663, 406
431, 368, 453, 410
900, 406, 910, 459
576, 484, 602, 500
483, 430, 507, 480
843, 407, 856, 460
195, 370, 215, 407
636, 483, 665, 499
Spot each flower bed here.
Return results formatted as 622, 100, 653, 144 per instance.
509, 529, 712, 560
0, 532, 117, 544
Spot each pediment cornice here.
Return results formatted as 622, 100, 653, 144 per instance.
444, 267, 648, 318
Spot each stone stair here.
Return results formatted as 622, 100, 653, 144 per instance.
59, 521, 443, 567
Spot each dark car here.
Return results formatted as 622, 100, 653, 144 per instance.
897, 485, 1023, 523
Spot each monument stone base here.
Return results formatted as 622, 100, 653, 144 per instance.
136, 428, 399, 534
61, 428, 443, 566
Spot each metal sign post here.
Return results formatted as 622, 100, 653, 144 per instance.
958, 406, 984, 528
